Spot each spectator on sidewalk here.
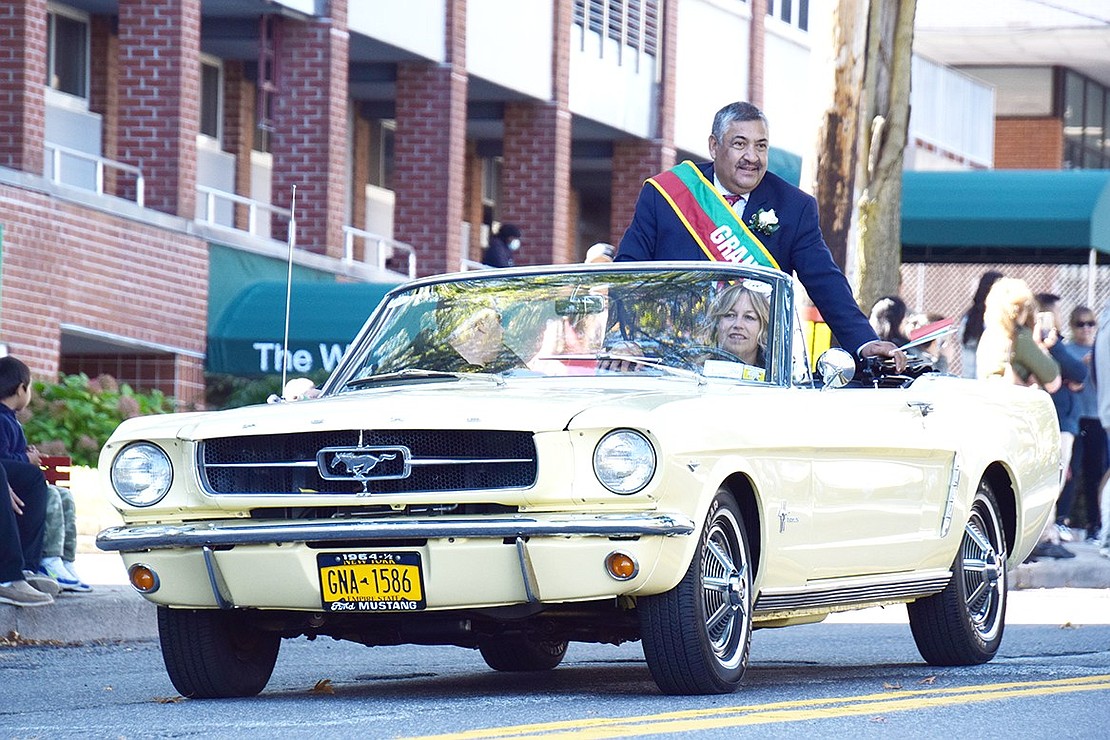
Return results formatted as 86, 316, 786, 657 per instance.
0, 357, 89, 592
482, 223, 523, 268
1031, 293, 1088, 559
958, 270, 1003, 378
1057, 306, 1105, 543
0, 462, 54, 607
978, 280, 1068, 560
1093, 303, 1110, 559
869, 296, 911, 348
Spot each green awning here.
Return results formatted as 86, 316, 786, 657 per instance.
207, 280, 399, 376
901, 170, 1110, 263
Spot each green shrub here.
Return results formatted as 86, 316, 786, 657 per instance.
20, 374, 176, 468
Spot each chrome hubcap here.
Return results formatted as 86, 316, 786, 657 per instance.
700, 509, 750, 670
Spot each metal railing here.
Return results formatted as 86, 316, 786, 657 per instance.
343, 225, 417, 279
460, 258, 491, 271
44, 142, 145, 207
196, 185, 291, 238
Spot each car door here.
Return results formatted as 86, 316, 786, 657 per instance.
792, 386, 955, 580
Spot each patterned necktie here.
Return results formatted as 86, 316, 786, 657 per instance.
724, 194, 743, 208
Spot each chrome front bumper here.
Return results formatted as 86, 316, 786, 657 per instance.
96, 513, 696, 553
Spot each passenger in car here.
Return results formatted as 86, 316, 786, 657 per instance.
444, 306, 527, 373
700, 282, 770, 368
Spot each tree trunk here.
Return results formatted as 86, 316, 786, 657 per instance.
853, 0, 916, 313
812, 0, 917, 313
813, 0, 868, 270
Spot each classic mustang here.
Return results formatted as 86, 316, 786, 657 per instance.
97, 263, 1059, 698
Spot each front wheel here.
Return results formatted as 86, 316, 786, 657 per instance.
639, 490, 753, 694
478, 635, 568, 671
907, 480, 1008, 665
158, 607, 281, 698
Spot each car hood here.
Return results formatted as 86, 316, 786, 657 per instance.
111, 378, 710, 443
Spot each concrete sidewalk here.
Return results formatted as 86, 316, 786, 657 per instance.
3, 540, 1108, 645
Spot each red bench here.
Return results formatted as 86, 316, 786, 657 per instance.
39, 455, 72, 488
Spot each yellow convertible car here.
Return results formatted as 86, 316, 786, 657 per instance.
97, 263, 1059, 698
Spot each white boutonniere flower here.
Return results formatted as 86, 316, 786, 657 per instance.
748, 208, 780, 236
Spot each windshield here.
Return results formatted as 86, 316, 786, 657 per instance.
326, 265, 793, 392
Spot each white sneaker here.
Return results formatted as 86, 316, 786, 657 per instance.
39, 557, 84, 592
1055, 523, 1075, 542
60, 560, 92, 593
0, 579, 55, 607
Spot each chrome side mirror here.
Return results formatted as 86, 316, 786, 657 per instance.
816, 348, 855, 389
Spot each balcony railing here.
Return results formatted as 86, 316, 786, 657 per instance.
44, 142, 145, 207
196, 185, 292, 239
343, 225, 417, 279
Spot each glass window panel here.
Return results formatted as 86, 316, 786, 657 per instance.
1104, 93, 1110, 153
1085, 84, 1104, 155
799, 0, 809, 31
51, 14, 88, 98
200, 62, 221, 139
1063, 71, 1085, 145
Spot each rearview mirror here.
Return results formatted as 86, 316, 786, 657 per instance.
555, 295, 607, 316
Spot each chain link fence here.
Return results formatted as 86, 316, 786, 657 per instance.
899, 261, 1110, 377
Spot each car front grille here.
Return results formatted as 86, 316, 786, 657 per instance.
199, 429, 537, 495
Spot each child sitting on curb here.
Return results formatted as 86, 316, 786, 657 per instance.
0, 357, 90, 593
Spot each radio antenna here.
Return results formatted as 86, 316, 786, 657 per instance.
280, 185, 297, 395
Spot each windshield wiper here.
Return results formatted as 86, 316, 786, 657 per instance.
344, 368, 504, 389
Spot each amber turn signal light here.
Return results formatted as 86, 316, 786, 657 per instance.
128, 564, 160, 593
605, 551, 639, 581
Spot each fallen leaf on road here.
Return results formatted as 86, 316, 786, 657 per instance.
311, 678, 335, 694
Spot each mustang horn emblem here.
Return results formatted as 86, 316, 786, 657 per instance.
317, 445, 411, 493
333, 451, 397, 477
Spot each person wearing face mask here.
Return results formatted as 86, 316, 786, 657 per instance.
616, 101, 906, 373
482, 223, 523, 268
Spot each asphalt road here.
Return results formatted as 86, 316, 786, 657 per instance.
2, 590, 1108, 739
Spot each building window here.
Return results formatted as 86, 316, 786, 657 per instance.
573, 0, 661, 58
253, 96, 272, 154
200, 57, 223, 141
1062, 69, 1109, 169
767, 0, 808, 33
368, 120, 395, 190
46, 8, 89, 99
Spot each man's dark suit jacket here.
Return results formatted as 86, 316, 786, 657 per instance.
616, 161, 879, 354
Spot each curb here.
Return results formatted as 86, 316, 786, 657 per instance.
1012, 538, 1110, 589
1, 585, 157, 644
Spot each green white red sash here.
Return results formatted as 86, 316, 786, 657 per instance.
647, 160, 779, 269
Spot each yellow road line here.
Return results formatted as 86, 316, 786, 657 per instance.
402, 674, 1110, 740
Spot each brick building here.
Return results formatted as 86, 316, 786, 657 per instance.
1, 0, 1108, 403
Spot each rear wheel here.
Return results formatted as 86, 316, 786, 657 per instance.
639, 490, 752, 694
908, 480, 1008, 665
478, 635, 568, 671
158, 607, 281, 698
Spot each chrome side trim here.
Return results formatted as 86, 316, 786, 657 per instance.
96, 514, 696, 553
753, 572, 952, 614
941, 454, 961, 537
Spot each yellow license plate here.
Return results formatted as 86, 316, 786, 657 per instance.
317, 552, 426, 612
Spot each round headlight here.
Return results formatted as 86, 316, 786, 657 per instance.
111, 443, 173, 507
593, 430, 655, 494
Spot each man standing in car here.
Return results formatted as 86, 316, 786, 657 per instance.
617, 101, 905, 370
